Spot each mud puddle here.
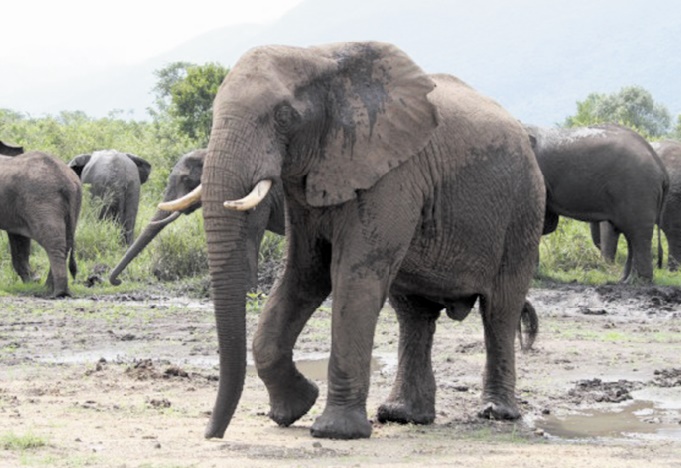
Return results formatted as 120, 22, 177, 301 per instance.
537, 397, 681, 441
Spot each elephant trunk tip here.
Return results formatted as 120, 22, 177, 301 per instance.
109, 275, 122, 286
204, 418, 228, 439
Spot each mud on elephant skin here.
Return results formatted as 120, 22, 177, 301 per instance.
68, 150, 152, 246
108, 149, 285, 287
193, 42, 545, 440
525, 124, 668, 283
0, 151, 82, 297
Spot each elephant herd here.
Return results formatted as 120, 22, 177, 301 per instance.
2, 41, 681, 441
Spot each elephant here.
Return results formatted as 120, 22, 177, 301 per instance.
592, 139, 681, 270
108, 149, 285, 286
524, 124, 668, 283
0, 140, 24, 156
161, 42, 546, 440
0, 151, 82, 297
68, 150, 152, 245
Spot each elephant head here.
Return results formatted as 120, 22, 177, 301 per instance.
0, 140, 24, 156
108, 149, 206, 285
185, 42, 438, 438
68, 151, 152, 183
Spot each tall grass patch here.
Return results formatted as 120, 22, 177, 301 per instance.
150, 212, 208, 281
537, 217, 673, 285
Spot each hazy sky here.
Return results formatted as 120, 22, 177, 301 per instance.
3, 0, 303, 70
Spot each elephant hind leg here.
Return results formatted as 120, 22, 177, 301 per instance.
8, 233, 34, 282
33, 226, 71, 297
621, 225, 654, 283
478, 284, 526, 421
377, 293, 441, 425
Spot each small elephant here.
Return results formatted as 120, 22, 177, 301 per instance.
0, 140, 24, 156
189, 42, 545, 440
0, 151, 82, 297
525, 124, 668, 283
108, 149, 285, 286
69, 150, 152, 245
593, 139, 681, 271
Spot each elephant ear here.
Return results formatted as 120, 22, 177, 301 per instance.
126, 154, 152, 184
68, 154, 92, 178
305, 42, 438, 207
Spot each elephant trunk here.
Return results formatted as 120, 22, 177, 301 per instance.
109, 209, 181, 285
202, 128, 257, 438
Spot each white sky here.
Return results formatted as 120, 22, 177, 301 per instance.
3, 0, 304, 69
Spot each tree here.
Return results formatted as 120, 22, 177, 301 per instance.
671, 114, 681, 141
149, 62, 229, 146
564, 85, 672, 138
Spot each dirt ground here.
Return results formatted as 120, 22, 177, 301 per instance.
1, 282, 681, 467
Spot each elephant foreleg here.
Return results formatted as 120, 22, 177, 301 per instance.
8, 233, 34, 282
253, 242, 332, 428
377, 293, 441, 425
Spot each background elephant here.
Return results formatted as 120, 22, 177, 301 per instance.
0, 151, 81, 297
68, 150, 151, 245
0, 140, 24, 156
196, 42, 545, 440
593, 139, 681, 270
525, 124, 668, 283
108, 149, 285, 286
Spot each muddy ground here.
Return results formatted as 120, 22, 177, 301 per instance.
1, 282, 681, 467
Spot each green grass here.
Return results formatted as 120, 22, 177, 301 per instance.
3, 194, 680, 299
537, 217, 679, 286
0, 431, 47, 451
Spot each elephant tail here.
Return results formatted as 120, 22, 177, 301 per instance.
518, 300, 538, 351
657, 170, 670, 269
67, 184, 81, 280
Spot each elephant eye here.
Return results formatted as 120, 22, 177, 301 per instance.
274, 104, 298, 132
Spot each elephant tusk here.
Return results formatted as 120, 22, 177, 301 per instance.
224, 179, 272, 211
158, 185, 202, 211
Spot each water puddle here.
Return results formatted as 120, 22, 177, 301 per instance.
536, 396, 681, 441
246, 352, 396, 380
38, 348, 397, 381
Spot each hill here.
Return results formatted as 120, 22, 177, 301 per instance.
4, 0, 680, 126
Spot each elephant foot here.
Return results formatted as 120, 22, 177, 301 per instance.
376, 399, 435, 425
477, 398, 521, 421
268, 374, 319, 427
310, 405, 372, 439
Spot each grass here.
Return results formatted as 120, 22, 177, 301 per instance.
2, 198, 680, 299
537, 218, 678, 285
0, 431, 47, 451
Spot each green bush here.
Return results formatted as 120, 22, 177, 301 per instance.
150, 214, 208, 281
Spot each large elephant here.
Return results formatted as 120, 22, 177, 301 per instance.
163, 42, 545, 440
0, 140, 24, 156
593, 139, 681, 270
108, 149, 285, 286
0, 151, 81, 297
524, 124, 668, 283
68, 150, 152, 245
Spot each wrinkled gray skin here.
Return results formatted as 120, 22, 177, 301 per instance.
0, 140, 24, 156
109, 149, 285, 286
201, 42, 545, 440
525, 124, 668, 283
69, 150, 152, 245
593, 140, 681, 270
0, 151, 82, 297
